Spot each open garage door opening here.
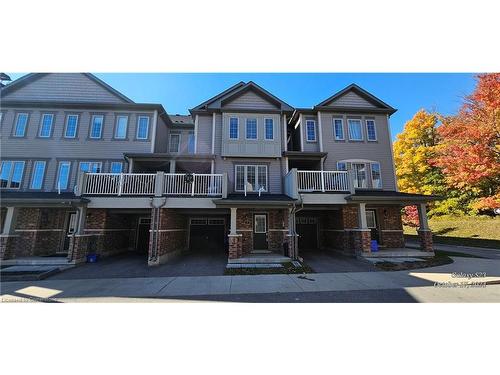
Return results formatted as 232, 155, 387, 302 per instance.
296, 216, 319, 251
189, 217, 227, 254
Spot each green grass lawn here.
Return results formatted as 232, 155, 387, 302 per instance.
404, 215, 500, 249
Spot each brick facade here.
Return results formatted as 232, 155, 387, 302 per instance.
148, 208, 188, 266
418, 229, 433, 251
375, 206, 405, 248
1, 208, 68, 260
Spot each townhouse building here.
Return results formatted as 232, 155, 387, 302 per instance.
0, 73, 435, 267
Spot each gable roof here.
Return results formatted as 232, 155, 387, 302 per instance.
190, 81, 294, 113
315, 83, 396, 114
0, 73, 134, 103
169, 114, 194, 126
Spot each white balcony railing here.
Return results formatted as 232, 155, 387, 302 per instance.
80, 172, 225, 197
297, 170, 350, 192
164, 173, 223, 196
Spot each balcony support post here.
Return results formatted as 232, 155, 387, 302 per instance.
155, 171, 165, 197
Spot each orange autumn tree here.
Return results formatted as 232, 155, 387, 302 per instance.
432, 73, 500, 212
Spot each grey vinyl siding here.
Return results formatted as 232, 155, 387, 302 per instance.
1, 106, 154, 192
1, 74, 128, 104
214, 157, 283, 194
214, 113, 222, 155
325, 91, 377, 108
196, 115, 213, 154
320, 112, 396, 190
221, 113, 282, 157
223, 91, 279, 110
301, 116, 320, 152
154, 116, 169, 152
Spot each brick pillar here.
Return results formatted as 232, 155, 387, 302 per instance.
0, 235, 17, 260
148, 208, 187, 266
67, 235, 94, 264
351, 230, 372, 253
228, 234, 242, 259
418, 230, 433, 251
286, 234, 299, 259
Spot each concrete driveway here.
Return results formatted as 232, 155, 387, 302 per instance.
301, 250, 377, 273
48, 251, 228, 280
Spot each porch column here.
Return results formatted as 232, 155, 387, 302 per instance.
0, 207, 19, 260
417, 203, 433, 251
356, 203, 371, 253
169, 160, 176, 173
287, 207, 299, 260
76, 206, 87, 235
228, 207, 242, 259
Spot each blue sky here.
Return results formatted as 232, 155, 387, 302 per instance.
6, 73, 476, 139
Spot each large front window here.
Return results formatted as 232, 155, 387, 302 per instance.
352, 163, 367, 188
371, 162, 382, 188
39, 114, 54, 138
30, 161, 46, 189
187, 131, 195, 153
0, 161, 25, 189
136, 116, 149, 139
246, 119, 257, 140
265, 118, 274, 140
115, 115, 128, 139
235, 165, 268, 192
64, 114, 79, 138
14, 113, 29, 137
90, 115, 104, 139
306, 120, 316, 142
229, 117, 238, 139
169, 134, 180, 152
348, 119, 363, 141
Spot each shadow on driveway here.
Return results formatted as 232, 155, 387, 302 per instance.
49, 251, 228, 280
302, 250, 377, 273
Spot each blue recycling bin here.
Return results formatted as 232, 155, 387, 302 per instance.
86, 254, 98, 263
370, 240, 379, 252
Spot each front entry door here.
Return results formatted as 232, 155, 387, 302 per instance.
253, 214, 268, 250
63, 211, 77, 252
366, 210, 379, 242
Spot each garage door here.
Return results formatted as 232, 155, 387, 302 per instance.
189, 218, 226, 253
296, 217, 318, 251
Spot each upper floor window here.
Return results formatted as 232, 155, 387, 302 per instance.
169, 133, 180, 153
187, 131, 195, 153
30, 161, 46, 190
337, 162, 347, 171
246, 118, 257, 140
79, 162, 102, 173
14, 113, 29, 137
306, 120, 316, 142
333, 118, 344, 140
110, 162, 123, 174
348, 119, 363, 141
265, 118, 274, 140
64, 114, 79, 138
56, 161, 71, 190
235, 164, 268, 192
366, 120, 377, 141
352, 163, 367, 188
39, 114, 54, 138
371, 162, 382, 188
0, 161, 25, 189
229, 117, 239, 139
136, 116, 150, 140
90, 115, 104, 139
115, 115, 128, 139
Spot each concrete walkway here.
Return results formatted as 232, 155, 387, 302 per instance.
406, 240, 500, 259
1, 256, 499, 302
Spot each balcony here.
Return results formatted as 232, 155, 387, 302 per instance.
77, 172, 227, 198
284, 169, 353, 200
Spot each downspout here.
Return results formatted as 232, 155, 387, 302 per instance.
149, 197, 167, 263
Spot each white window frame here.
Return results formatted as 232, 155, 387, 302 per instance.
264, 118, 274, 141
0, 161, 25, 189
370, 162, 382, 188
114, 115, 128, 139
365, 119, 377, 141
336, 161, 347, 171
39, 113, 54, 138
56, 161, 71, 190
187, 131, 195, 153
90, 115, 104, 139
347, 119, 364, 141
136, 116, 150, 140
13, 113, 29, 137
306, 120, 317, 142
333, 118, 345, 140
234, 164, 268, 193
30, 161, 46, 190
64, 114, 79, 138
229, 117, 239, 140
110, 162, 123, 174
254, 214, 267, 233
365, 210, 377, 229
169, 133, 181, 153
79, 161, 102, 173
245, 118, 258, 140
